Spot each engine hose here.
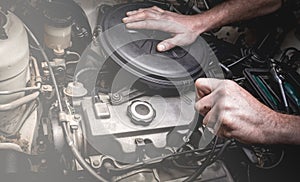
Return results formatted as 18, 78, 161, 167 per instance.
24, 23, 64, 112
0, 56, 42, 95
0, 143, 23, 152
25, 20, 107, 182
0, 92, 39, 111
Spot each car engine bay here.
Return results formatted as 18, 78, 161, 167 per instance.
0, 0, 299, 181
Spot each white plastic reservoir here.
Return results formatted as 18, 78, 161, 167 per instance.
0, 11, 29, 104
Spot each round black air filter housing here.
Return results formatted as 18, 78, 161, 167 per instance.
99, 2, 215, 91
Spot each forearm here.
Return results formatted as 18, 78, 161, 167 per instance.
192, 0, 282, 33
272, 113, 300, 144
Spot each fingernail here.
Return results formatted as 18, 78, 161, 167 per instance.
126, 11, 133, 15
122, 17, 128, 23
157, 44, 166, 51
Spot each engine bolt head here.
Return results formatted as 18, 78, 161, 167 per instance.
74, 114, 81, 120
112, 93, 121, 101
92, 160, 100, 167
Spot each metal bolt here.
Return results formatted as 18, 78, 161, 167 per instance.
104, 162, 113, 169
42, 85, 48, 90
63, 170, 68, 175
74, 114, 81, 120
41, 159, 46, 164
136, 138, 144, 143
183, 136, 190, 143
70, 124, 78, 130
65, 88, 71, 94
92, 160, 100, 167
112, 93, 121, 101
39, 140, 44, 145
57, 67, 64, 72
40, 159, 47, 168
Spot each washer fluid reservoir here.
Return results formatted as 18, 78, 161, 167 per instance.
0, 11, 29, 104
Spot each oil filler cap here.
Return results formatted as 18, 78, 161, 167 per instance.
127, 100, 156, 126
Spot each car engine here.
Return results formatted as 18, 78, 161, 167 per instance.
0, 0, 299, 182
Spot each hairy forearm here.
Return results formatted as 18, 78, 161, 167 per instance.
192, 0, 282, 33
273, 113, 300, 144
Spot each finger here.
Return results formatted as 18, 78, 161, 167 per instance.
126, 7, 150, 16
216, 124, 233, 139
123, 9, 159, 23
195, 80, 210, 99
195, 78, 223, 98
151, 6, 165, 13
126, 6, 164, 16
202, 107, 223, 133
126, 10, 139, 16
195, 94, 215, 116
157, 34, 187, 51
125, 18, 172, 32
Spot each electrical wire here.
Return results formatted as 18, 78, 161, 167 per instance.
10, 100, 38, 137
113, 168, 159, 182
183, 136, 219, 182
279, 47, 299, 62
74, 67, 99, 82
214, 139, 232, 159
24, 21, 108, 182
108, 141, 236, 174
183, 139, 232, 182
0, 86, 40, 95
62, 123, 108, 182
0, 57, 41, 95
255, 149, 285, 169
172, 159, 203, 170
24, 24, 63, 112
108, 144, 220, 173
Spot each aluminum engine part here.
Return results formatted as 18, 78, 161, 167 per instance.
78, 91, 196, 163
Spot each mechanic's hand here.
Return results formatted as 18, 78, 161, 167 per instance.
122, 6, 204, 52
195, 78, 280, 144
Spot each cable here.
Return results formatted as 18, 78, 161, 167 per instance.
183, 136, 219, 182
0, 91, 39, 111
172, 139, 235, 170
113, 168, 158, 182
24, 23, 64, 112
214, 139, 232, 159
108, 141, 236, 174
6, 100, 38, 137
227, 54, 251, 68
279, 47, 299, 62
0, 87, 40, 95
24, 21, 108, 182
62, 123, 108, 182
74, 67, 99, 82
256, 149, 285, 169
108, 144, 222, 173
172, 159, 202, 170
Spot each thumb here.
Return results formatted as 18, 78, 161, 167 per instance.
195, 78, 223, 99
156, 34, 185, 52
157, 40, 176, 52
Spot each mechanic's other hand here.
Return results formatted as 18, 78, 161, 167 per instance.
122, 6, 203, 51
195, 78, 280, 144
